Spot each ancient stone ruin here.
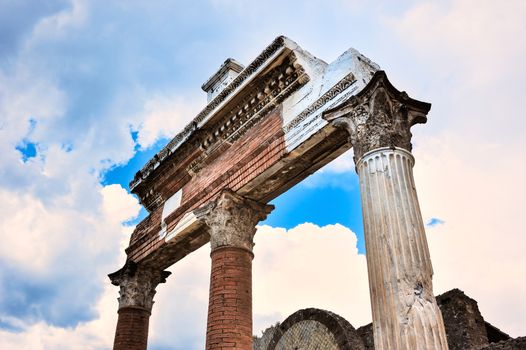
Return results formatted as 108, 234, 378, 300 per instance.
108, 36, 525, 349
254, 289, 526, 350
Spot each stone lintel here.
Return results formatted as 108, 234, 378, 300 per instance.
123, 38, 383, 269
108, 261, 171, 311
130, 43, 308, 213
204, 189, 274, 252
323, 70, 431, 161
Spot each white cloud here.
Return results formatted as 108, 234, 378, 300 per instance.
0, 282, 119, 350
384, 0, 526, 337
414, 135, 526, 337
101, 184, 141, 223
28, 0, 88, 44
322, 148, 355, 173
0, 1, 204, 346
133, 94, 202, 150
253, 224, 371, 331
0, 179, 136, 348
148, 223, 370, 349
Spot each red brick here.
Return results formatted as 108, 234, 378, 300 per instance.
206, 247, 253, 350
113, 307, 151, 350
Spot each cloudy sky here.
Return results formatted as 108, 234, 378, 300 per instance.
1, 0, 525, 349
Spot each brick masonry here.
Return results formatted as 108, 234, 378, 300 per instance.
113, 307, 151, 350
127, 107, 285, 264
206, 247, 254, 350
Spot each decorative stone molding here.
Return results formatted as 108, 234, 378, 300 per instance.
283, 72, 356, 134
186, 54, 308, 176
108, 261, 171, 311
204, 189, 274, 252
323, 71, 431, 161
130, 36, 296, 192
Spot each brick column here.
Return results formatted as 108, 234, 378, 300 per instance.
324, 72, 448, 350
109, 262, 170, 350
204, 190, 273, 350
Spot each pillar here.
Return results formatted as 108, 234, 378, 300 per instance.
324, 72, 448, 349
203, 189, 273, 350
109, 262, 170, 350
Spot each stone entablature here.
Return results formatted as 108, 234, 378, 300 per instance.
124, 36, 380, 270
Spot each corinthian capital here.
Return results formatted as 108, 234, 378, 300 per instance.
204, 189, 274, 252
323, 71, 431, 161
108, 261, 171, 311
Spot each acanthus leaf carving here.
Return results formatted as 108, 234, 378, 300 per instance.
108, 261, 171, 311
203, 189, 274, 252
323, 71, 430, 162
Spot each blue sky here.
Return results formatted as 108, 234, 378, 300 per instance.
1, 1, 525, 349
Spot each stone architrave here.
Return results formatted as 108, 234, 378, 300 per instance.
108, 262, 171, 350
324, 72, 449, 350
203, 189, 273, 350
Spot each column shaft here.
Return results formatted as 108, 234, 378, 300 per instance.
113, 307, 151, 350
206, 247, 253, 350
357, 147, 448, 350
203, 189, 273, 350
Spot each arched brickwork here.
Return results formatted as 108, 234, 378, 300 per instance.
266, 308, 365, 350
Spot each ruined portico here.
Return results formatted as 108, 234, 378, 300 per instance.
109, 36, 447, 349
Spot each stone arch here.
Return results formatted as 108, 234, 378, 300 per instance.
266, 308, 365, 350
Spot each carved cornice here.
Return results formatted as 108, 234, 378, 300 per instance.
130, 36, 292, 192
203, 190, 274, 252
323, 71, 431, 162
187, 55, 308, 175
108, 261, 171, 311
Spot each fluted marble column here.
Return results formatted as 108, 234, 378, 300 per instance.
357, 147, 448, 349
324, 71, 448, 350
108, 262, 171, 350
203, 189, 273, 350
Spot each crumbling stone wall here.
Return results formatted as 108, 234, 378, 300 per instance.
436, 288, 491, 350
481, 337, 526, 350
356, 324, 374, 350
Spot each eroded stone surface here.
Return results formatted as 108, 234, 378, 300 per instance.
323, 71, 430, 162
356, 147, 448, 350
